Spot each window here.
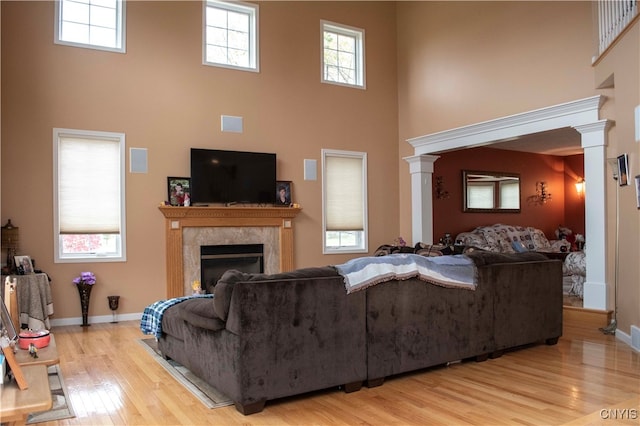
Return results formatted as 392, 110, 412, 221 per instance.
467, 182, 494, 209
55, 0, 126, 53
322, 149, 368, 253
53, 128, 126, 262
321, 20, 365, 88
204, 1, 259, 72
499, 180, 519, 209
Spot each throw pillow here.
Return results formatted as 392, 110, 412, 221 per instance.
511, 240, 529, 253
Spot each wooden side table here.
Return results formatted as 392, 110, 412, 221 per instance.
0, 364, 52, 425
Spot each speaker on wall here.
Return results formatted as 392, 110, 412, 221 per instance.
304, 159, 317, 181
130, 148, 148, 173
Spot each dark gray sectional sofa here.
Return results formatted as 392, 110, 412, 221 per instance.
157, 251, 562, 414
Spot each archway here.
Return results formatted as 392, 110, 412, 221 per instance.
404, 95, 612, 311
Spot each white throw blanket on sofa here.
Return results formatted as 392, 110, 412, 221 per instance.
335, 253, 477, 294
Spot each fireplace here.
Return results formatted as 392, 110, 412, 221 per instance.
158, 205, 301, 298
200, 244, 264, 291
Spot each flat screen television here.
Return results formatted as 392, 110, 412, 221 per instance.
190, 148, 276, 205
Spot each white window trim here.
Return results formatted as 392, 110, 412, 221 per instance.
322, 149, 368, 254
320, 20, 366, 89
54, 0, 127, 53
202, 0, 260, 73
53, 128, 127, 263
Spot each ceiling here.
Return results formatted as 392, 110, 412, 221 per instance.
489, 127, 583, 157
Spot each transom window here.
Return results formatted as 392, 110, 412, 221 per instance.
321, 20, 365, 89
204, 0, 259, 72
55, 0, 126, 53
322, 149, 368, 254
53, 128, 127, 262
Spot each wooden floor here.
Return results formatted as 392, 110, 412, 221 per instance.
44, 315, 639, 426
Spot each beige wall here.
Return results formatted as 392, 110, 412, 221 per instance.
0, 1, 399, 319
593, 20, 640, 335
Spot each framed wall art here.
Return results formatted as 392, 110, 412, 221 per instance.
275, 181, 292, 206
617, 154, 629, 186
167, 177, 191, 206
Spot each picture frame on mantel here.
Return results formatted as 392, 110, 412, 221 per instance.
167, 177, 191, 206
275, 181, 292, 206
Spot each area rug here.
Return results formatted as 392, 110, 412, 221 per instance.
137, 338, 233, 409
27, 364, 75, 424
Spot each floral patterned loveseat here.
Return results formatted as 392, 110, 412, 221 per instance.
455, 224, 571, 254
563, 251, 586, 298
456, 224, 585, 298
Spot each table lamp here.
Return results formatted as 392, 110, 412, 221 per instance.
1, 220, 19, 274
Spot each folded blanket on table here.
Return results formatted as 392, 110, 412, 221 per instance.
140, 294, 214, 339
334, 253, 477, 294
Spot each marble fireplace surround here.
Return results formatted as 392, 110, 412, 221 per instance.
158, 206, 302, 298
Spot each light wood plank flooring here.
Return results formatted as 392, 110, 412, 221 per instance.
45, 315, 639, 425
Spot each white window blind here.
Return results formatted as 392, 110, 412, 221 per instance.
499, 181, 519, 209
467, 183, 494, 209
325, 155, 364, 231
58, 135, 121, 234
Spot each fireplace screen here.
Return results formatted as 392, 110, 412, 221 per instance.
200, 244, 264, 292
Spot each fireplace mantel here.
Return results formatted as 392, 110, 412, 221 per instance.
159, 206, 302, 298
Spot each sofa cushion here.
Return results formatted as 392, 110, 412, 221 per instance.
177, 298, 225, 332
527, 227, 552, 250
501, 225, 535, 250
480, 226, 514, 252
214, 267, 341, 321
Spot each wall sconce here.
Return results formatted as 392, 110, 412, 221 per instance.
528, 181, 552, 205
575, 178, 585, 196
434, 176, 449, 200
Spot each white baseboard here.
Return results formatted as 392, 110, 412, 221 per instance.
50, 312, 142, 327
615, 325, 640, 353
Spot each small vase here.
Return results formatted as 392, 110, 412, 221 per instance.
76, 283, 93, 326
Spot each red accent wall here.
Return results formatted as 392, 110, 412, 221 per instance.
563, 154, 585, 236
432, 147, 584, 243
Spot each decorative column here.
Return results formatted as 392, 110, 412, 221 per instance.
403, 155, 439, 245
574, 120, 613, 311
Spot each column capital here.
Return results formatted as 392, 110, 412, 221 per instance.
403, 154, 440, 174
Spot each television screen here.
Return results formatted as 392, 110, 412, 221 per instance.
190, 148, 276, 205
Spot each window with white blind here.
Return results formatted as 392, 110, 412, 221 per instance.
55, 0, 126, 53
499, 180, 519, 209
321, 20, 365, 88
53, 128, 126, 262
204, 0, 259, 71
322, 149, 368, 254
466, 182, 495, 209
